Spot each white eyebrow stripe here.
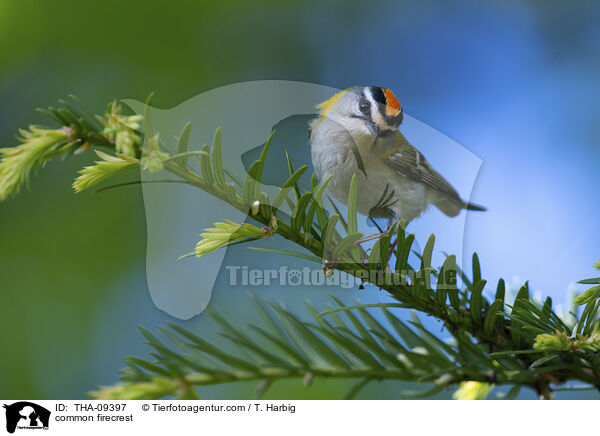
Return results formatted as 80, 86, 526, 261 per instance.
364, 87, 386, 127
364, 88, 377, 107
364, 88, 378, 114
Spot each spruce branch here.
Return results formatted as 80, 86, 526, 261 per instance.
0, 126, 71, 200
73, 150, 139, 193
1, 96, 599, 400
90, 299, 490, 400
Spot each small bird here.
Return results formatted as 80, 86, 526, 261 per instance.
309, 86, 485, 225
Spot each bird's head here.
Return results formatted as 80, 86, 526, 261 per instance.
316, 86, 403, 137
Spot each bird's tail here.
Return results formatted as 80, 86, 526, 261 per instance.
465, 202, 487, 212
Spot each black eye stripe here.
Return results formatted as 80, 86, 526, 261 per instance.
368, 86, 386, 106
354, 87, 404, 130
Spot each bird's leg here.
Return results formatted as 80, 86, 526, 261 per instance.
386, 214, 395, 232
355, 213, 397, 245
353, 231, 388, 245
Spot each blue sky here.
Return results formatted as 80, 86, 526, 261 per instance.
304, 1, 600, 305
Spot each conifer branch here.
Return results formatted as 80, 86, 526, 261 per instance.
1, 97, 599, 400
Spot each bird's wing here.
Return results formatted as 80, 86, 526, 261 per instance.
381, 133, 462, 203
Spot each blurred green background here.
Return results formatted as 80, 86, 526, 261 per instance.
1, 0, 599, 399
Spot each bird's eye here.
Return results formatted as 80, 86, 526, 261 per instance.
359, 100, 371, 116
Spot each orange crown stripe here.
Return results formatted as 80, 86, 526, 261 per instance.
383, 88, 401, 116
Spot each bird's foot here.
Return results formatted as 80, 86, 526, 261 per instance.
353, 231, 388, 245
